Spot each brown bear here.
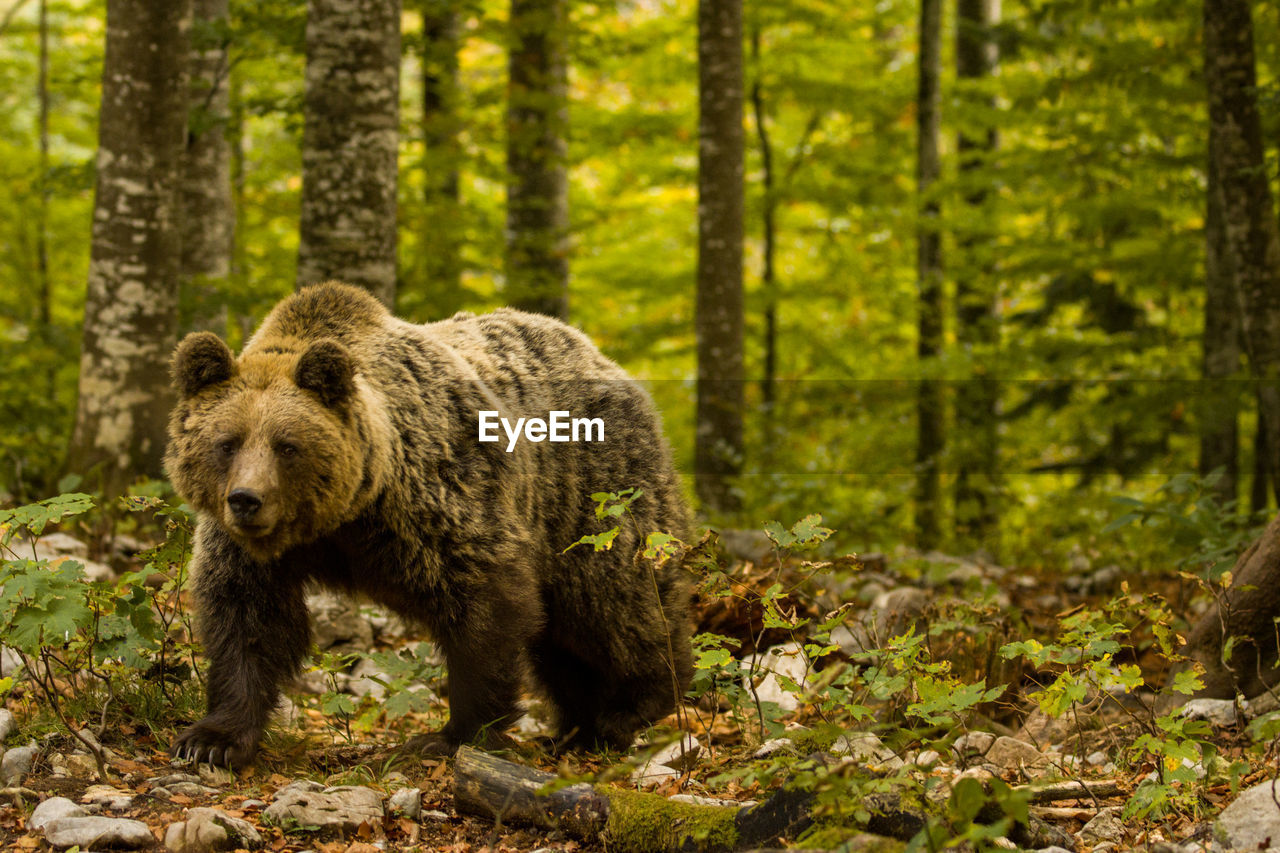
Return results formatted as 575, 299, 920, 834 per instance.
166, 282, 692, 768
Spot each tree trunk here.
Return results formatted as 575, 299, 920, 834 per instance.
65, 0, 190, 494
297, 0, 401, 308
953, 0, 1000, 547
695, 0, 745, 514
181, 0, 233, 336
505, 0, 569, 319
420, 0, 464, 314
915, 0, 944, 549
750, 29, 776, 411
1204, 0, 1280, 492
1200, 130, 1241, 506
1186, 512, 1280, 699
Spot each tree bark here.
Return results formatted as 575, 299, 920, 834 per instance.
420, 0, 465, 313
181, 0, 233, 336
297, 0, 401, 308
1186, 511, 1280, 699
953, 0, 1000, 546
505, 0, 569, 319
695, 0, 746, 513
750, 29, 776, 411
915, 0, 944, 549
66, 0, 191, 494
1203, 0, 1280, 493
1200, 129, 1241, 506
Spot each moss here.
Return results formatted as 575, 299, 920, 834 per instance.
601, 787, 739, 853
784, 723, 842, 754
798, 824, 907, 853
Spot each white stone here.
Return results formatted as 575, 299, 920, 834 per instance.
1214, 779, 1280, 850
744, 642, 810, 712
164, 807, 263, 852
1078, 807, 1125, 844
43, 815, 153, 849
0, 708, 15, 741
2, 742, 37, 783
752, 737, 794, 758
1180, 698, 1240, 727
389, 787, 421, 819
29, 797, 87, 830
985, 736, 1049, 769
953, 731, 996, 756
645, 733, 702, 771
82, 785, 134, 810
631, 760, 681, 788
263, 784, 384, 830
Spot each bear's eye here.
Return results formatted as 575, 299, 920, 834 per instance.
218, 440, 236, 456
278, 443, 298, 458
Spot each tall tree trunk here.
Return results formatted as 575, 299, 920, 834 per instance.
66, 0, 190, 494
505, 0, 569, 319
297, 0, 401, 308
181, 0, 233, 336
421, 0, 464, 313
1200, 132, 1241, 506
37, 0, 49, 337
1204, 0, 1280, 493
750, 28, 776, 411
953, 0, 1000, 546
915, 0, 944, 549
695, 0, 745, 514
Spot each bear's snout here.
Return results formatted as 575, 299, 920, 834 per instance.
227, 488, 263, 522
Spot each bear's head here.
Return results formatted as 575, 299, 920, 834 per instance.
165, 332, 383, 562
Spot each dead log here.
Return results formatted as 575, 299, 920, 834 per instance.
452, 746, 891, 852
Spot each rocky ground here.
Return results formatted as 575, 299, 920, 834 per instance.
1, 531, 1278, 851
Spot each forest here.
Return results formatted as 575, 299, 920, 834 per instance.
0, 0, 1279, 850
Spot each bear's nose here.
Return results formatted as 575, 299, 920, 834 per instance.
227, 488, 263, 520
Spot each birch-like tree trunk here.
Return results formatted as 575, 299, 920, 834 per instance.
915, 0, 944, 548
66, 0, 190, 493
953, 0, 1000, 545
181, 0, 233, 335
421, 0, 465, 313
695, 0, 745, 513
505, 0, 569, 319
1204, 0, 1280, 493
297, 0, 401, 307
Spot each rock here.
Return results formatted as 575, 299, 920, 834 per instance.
744, 642, 809, 711
985, 736, 1049, 769
82, 785, 135, 810
1033, 848, 1074, 853
35, 532, 89, 558
29, 797, 87, 830
1078, 807, 1125, 845
1180, 698, 1239, 727
423, 809, 450, 820
347, 658, 389, 700
631, 761, 681, 788
43, 815, 153, 849
914, 749, 941, 767
830, 732, 904, 770
165, 807, 264, 852
953, 731, 996, 757
1085, 750, 1108, 766
2, 742, 36, 783
150, 772, 203, 787
0, 708, 14, 742
753, 737, 794, 758
1017, 709, 1074, 746
389, 787, 421, 819
263, 784, 384, 831
166, 781, 222, 797
1214, 780, 1280, 850
1246, 691, 1280, 717
0, 646, 25, 680
306, 590, 375, 651
64, 752, 100, 778
198, 764, 234, 787
645, 733, 702, 772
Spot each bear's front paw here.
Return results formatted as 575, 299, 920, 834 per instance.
395, 731, 461, 760
171, 720, 258, 768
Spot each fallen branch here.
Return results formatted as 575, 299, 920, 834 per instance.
453, 746, 879, 852
1017, 780, 1122, 804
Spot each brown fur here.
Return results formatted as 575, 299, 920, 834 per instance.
166, 283, 692, 767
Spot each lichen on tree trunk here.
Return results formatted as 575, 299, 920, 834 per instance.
66, 0, 191, 494
297, 0, 401, 308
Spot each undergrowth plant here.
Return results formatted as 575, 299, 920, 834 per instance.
0, 491, 199, 778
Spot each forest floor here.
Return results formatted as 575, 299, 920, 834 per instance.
0, 530, 1276, 852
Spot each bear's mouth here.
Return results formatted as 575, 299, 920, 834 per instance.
232, 521, 271, 537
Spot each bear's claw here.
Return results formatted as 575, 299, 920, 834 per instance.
171, 722, 256, 769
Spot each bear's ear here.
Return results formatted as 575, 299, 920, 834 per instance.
295, 340, 355, 408
172, 332, 236, 397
